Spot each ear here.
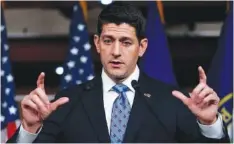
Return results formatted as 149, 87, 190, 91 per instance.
94, 34, 100, 53
138, 38, 148, 57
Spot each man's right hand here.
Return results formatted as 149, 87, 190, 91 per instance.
21, 72, 69, 133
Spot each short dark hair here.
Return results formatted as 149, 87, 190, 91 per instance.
97, 2, 146, 41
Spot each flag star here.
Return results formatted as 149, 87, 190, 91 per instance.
80, 55, 88, 63
79, 69, 84, 75
76, 80, 82, 85
1, 115, 5, 122
77, 24, 85, 31
2, 101, 7, 108
73, 36, 80, 42
2, 56, 8, 64
64, 74, 72, 82
87, 75, 94, 81
67, 61, 75, 69
1, 70, 5, 77
70, 47, 79, 55
1, 25, 5, 32
4, 44, 9, 51
9, 105, 17, 115
7, 74, 14, 82
84, 43, 91, 51
5, 88, 10, 95
73, 5, 78, 12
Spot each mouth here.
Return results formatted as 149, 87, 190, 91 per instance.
109, 60, 123, 68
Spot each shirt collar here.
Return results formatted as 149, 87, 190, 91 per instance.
101, 65, 140, 93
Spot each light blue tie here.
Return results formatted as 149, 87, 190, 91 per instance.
110, 84, 131, 143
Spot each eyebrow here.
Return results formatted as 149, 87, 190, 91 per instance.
101, 35, 133, 41
119, 37, 133, 41
101, 35, 114, 39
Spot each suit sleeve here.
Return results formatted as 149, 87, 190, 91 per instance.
175, 91, 230, 143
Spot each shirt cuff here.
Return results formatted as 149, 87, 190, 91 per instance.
17, 124, 42, 143
197, 113, 225, 139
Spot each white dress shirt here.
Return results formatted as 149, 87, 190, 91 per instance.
17, 65, 224, 143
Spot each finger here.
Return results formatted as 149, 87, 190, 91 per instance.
21, 95, 37, 110
30, 94, 48, 114
23, 99, 39, 111
172, 90, 189, 106
50, 97, 69, 111
34, 88, 50, 105
191, 83, 206, 102
199, 93, 219, 108
37, 72, 45, 90
198, 87, 213, 101
198, 66, 207, 84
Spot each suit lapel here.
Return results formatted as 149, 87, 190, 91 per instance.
81, 76, 111, 143
122, 86, 147, 142
123, 72, 171, 142
122, 72, 150, 142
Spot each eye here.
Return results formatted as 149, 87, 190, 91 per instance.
122, 41, 132, 47
103, 39, 112, 45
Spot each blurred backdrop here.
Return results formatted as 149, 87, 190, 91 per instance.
2, 1, 230, 95
1, 0, 233, 142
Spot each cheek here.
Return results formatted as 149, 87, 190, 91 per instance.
99, 48, 110, 62
124, 48, 139, 62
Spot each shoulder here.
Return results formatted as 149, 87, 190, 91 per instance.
47, 78, 99, 117
140, 73, 189, 101
141, 73, 179, 93
53, 77, 99, 101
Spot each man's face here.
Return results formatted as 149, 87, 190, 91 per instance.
94, 23, 147, 82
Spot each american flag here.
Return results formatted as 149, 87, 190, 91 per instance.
60, 2, 94, 89
1, 7, 20, 142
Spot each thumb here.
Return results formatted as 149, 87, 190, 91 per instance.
50, 97, 69, 111
172, 90, 189, 106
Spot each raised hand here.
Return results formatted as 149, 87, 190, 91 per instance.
21, 72, 69, 133
172, 66, 219, 125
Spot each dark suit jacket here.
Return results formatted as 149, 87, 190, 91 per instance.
7, 72, 230, 143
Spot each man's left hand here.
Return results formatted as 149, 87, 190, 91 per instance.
172, 66, 219, 125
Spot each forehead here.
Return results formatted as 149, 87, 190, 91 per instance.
101, 23, 137, 38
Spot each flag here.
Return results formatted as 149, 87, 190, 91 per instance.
1, 7, 20, 142
60, 1, 94, 89
207, 3, 233, 141
140, 1, 177, 86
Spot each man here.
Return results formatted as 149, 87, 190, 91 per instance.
7, 2, 230, 143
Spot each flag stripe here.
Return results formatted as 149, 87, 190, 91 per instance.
7, 122, 17, 139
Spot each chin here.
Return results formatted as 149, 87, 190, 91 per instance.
112, 74, 126, 80
108, 71, 127, 80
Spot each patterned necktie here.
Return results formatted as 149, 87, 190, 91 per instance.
110, 84, 131, 143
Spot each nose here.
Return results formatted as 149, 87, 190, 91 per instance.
111, 42, 121, 57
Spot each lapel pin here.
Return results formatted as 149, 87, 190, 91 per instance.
144, 93, 151, 98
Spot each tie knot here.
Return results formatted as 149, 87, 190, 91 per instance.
111, 84, 129, 93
